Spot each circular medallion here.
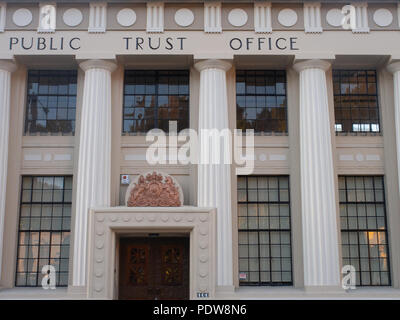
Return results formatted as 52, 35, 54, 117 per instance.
199, 255, 208, 263
278, 8, 298, 27
373, 8, 393, 27
174, 8, 194, 27
13, 8, 33, 27
228, 8, 248, 27
200, 227, 208, 236
96, 256, 104, 263
326, 8, 344, 27
96, 241, 104, 249
174, 214, 182, 222
95, 285, 103, 292
117, 8, 137, 27
63, 8, 83, 27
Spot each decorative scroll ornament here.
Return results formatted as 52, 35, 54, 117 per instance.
125, 172, 183, 207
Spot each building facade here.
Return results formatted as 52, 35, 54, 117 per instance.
0, 0, 400, 299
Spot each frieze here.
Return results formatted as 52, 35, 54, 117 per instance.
0, 2, 399, 34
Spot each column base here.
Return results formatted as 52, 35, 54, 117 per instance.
0, 283, 12, 290
216, 285, 235, 294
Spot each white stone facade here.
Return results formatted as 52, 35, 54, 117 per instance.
0, 1, 400, 300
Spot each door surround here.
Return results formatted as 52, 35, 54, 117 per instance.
86, 206, 216, 299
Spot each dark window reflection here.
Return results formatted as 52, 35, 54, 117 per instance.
236, 70, 288, 133
123, 70, 189, 134
237, 176, 292, 286
16, 176, 72, 287
25, 70, 77, 135
339, 176, 391, 286
333, 70, 380, 133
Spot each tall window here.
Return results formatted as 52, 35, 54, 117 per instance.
25, 70, 77, 135
237, 176, 292, 285
339, 176, 391, 286
16, 176, 72, 287
236, 70, 287, 133
123, 70, 189, 134
333, 70, 380, 133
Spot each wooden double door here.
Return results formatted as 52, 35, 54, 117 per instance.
118, 237, 189, 300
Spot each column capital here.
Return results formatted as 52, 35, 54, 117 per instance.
293, 59, 331, 73
387, 61, 400, 74
0, 60, 17, 73
79, 59, 118, 73
194, 59, 232, 73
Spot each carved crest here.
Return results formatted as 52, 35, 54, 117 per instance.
126, 172, 183, 207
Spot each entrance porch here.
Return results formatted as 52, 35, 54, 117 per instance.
86, 206, 216, 300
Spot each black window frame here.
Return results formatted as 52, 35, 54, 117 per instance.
333, 70, 380, 134
24, 70, 78, 135
236, 70, 288, 134
15, 176, 72, 287
339, 175, 391, 287
122, 70, 190, 134
237, 175, 293, 286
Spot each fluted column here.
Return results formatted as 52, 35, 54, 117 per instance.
0, 60, 16, 281
293, 60, 341, 288
194, 59, 233, 287
72, 59, 117, 287
387, 62, 400, 194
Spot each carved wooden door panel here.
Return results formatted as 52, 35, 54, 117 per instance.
153, 238, 190, 300
119, 239, 150, 300
119, 237, 189, 300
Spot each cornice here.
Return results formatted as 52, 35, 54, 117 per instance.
4, 0, 399, 3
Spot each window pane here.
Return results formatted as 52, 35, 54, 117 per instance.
339, 176, 390, 287
123, 71, 189, 134
25, 70, 77, 135
238, 176, 292, 286
236, 70, 287, 133
15, 176, 72, 287
333, 70, 380, 133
